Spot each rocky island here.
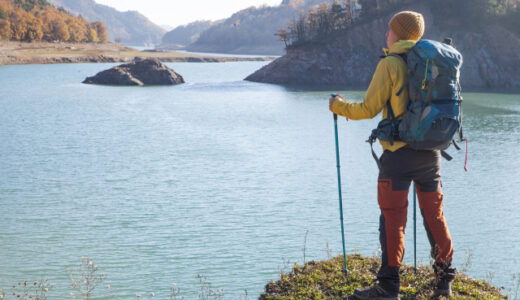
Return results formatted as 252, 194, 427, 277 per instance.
83, 58, 184, 86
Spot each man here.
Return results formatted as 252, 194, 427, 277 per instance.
329, 11, 456, 300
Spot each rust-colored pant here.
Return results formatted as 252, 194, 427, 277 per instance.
376, 147, 453, 293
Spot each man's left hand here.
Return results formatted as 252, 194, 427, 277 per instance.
329, 94, 345, 112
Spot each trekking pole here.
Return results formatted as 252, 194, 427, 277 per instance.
332, 109, 348, 273
413, 183, 417, 273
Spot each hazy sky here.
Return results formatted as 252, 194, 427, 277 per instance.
95, 0, 283, 28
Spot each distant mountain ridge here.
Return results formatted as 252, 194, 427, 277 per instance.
159, 20, 216, 50
180, 0, 330, 55
48, 0, 165, 46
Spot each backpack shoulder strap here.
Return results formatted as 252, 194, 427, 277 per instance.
387, 52, 408, 63
386, 52, 408, 99
386, 100, 396, 121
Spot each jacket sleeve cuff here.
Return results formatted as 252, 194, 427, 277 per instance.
331, 99, 348, 117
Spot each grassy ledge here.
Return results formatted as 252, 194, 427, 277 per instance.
259, 254, 507, 300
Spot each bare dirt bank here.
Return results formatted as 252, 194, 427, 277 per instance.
0, 41, 275, 66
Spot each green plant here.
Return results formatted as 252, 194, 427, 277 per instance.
67, 257, 106, 300
135, 292, 155, 299
302, 230, 309, 265
460, 249, 474, 273
169, 283, 184, 300
511, 273, 520, 300
1, 280, 50, 300
196, 274, 223, 300
239, 289, 249, 300
259, 254, 507, 300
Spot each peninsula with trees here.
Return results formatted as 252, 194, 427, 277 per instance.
246, 0, 520, 91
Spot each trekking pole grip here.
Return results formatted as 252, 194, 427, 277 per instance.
331, 94, 338, 122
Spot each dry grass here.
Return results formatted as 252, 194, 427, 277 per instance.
260, 254, 507, 300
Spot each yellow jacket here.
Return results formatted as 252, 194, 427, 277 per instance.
331, 40, 417, 152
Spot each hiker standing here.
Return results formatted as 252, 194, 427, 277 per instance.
329, 11, 456, 299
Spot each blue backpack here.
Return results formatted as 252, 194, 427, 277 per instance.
368, 38, 465, 167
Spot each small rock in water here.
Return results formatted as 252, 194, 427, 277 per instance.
82, 57, 184, 86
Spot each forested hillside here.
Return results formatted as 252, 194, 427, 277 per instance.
48, 0, 165, 46
186, 0, 331, 55
279, 0, 520, 47
0, 0, 107, 42
246, 0, 520, 91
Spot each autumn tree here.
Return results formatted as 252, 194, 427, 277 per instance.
1, 0, 109, 43
92, 21, 108, 42
66, 17, 87, 42
10, 7, 29, 40
87, 27, 98, 42
50, 17, 69, 40
38, 7, 52, 39
332, 0, 354, 30
294, 13, 306, 42
306, 7, 319, 38
0, 19, 11, 40
316, 3, 332, 35
24, 13, 43, 41
358, 0, 377, 18
342, 0, 356, 17
274, 27, 289, 46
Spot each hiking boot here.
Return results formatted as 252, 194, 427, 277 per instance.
353, 284, 400, 300
433, 279, 452, 297
433, 263, 456, 297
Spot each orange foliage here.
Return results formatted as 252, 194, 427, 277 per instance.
0, 19, 11, 40
0, 0, 108, 42
92, 21, 108, 43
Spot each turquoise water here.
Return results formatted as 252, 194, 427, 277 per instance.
0, 62, 519, 299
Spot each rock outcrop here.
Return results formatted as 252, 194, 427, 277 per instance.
82, 58, 184, 86
245, 5, 520, 91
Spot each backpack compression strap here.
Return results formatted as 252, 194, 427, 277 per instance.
367, 130, 383, 171
366, 101, 397, 171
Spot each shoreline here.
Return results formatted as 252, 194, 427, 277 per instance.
0, 41, 275, 66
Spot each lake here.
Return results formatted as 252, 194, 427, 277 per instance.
1, 61, 519, 299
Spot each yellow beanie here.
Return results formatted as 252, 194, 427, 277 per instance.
389, 11, 425, 41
